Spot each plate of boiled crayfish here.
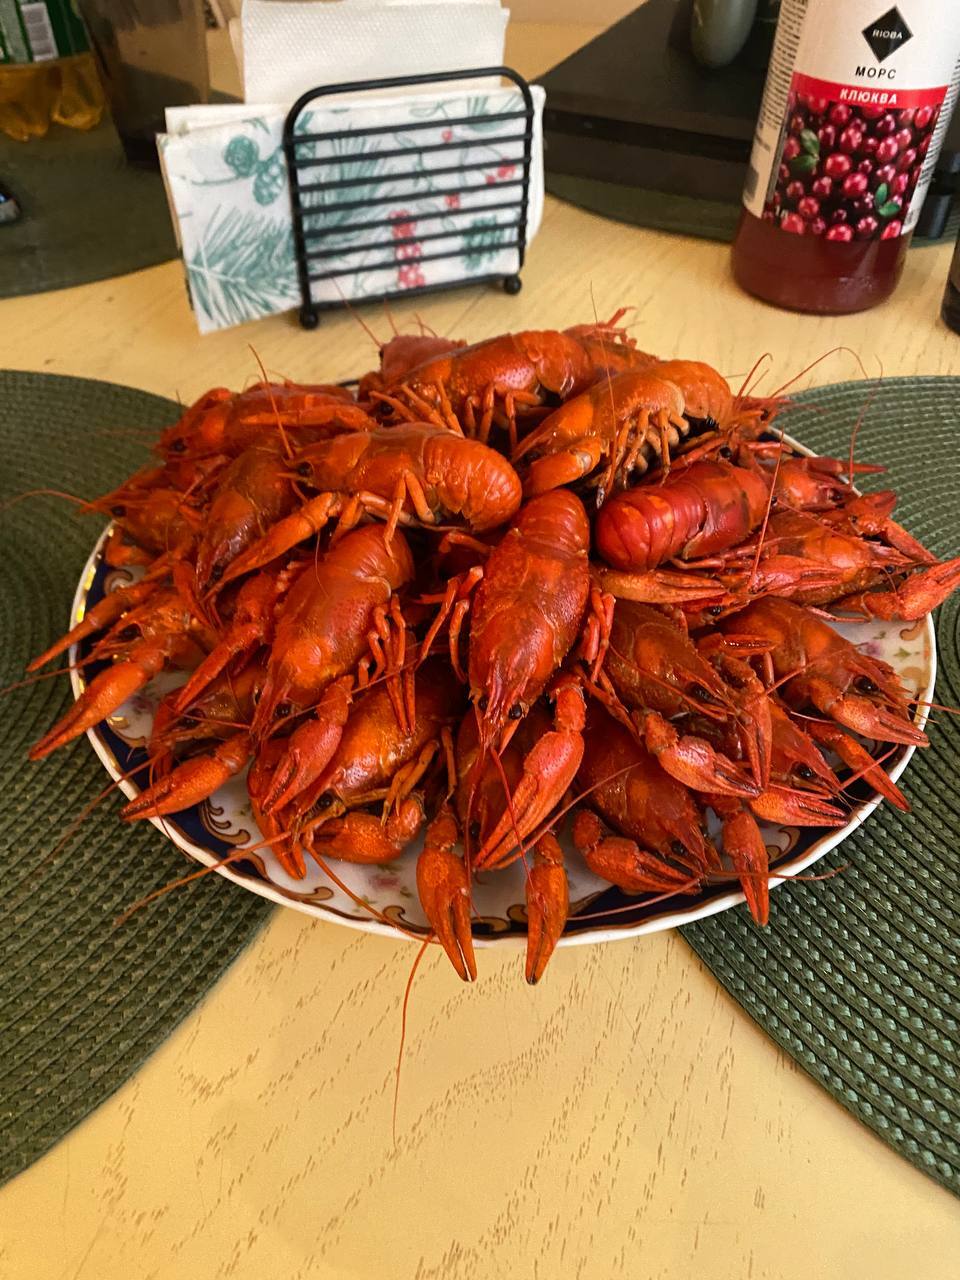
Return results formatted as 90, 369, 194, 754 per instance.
27, 315, 954, 984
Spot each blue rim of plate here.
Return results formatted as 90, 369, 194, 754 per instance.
69, 438, 936, 951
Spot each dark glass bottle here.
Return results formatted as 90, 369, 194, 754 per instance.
732, 0, 960, 315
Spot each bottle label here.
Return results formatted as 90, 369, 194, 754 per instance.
743, 0, 960, 242
0, 0, 90, 65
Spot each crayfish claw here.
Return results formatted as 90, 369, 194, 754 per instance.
749, 786, 846, 827
640, 712, 760, 798
805, 721, 910, 812
809, 681, 927, 748
708, 797, 770, 926
416, 808, 476, 982
29, 651, 165, 759
572, 809, 700, 895
122, 733, 252, 819
524, 833, 568, 984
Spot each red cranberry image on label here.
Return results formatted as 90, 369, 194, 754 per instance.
830, 208, 849, 225
790, 113, 806, 133
783, 137, 801, 161
841, 172, 869, 199
873, 163, 897, 190
859, 103, 887, 120
855, 215, 879, 239
914, 105, 934, 130
857, 158, 874, 175
785, 180, 806, 202
825, 224, 854, 241
802, 95, 830, 115
839, 127, 863, 154
897, 147, 918, 173
917, 134, 931, 160
828, 103, 852, 127
797, 195, 820, 219
779, 163, 791, 182
808, 217, 827, 237
860, 135, 880, 158
891, 172, 909, 196
894, 127, 914, 151
875, 137, 900, 164
818, 124, 837, 150
811, 175, 833, 198
881, 220, 903, 239
873, 114, 897, 137
780, 212, 806, 234
824, 153, 852, 178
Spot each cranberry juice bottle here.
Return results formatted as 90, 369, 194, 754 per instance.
732, 1, 960, 313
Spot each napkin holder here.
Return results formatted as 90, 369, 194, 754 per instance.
283, 67, 535, 328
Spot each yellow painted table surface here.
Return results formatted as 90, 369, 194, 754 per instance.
2, 23, 960, 1280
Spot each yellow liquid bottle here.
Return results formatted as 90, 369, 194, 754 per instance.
0, 1, 104, 141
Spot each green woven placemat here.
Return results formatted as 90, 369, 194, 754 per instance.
683, 375, 960, 1197
0, 121, 178, 297
0, 370, 271, 1188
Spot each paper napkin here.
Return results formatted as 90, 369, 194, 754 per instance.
159, 83, 544, 333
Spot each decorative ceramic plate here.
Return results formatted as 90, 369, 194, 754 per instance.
69, 461, 936, 954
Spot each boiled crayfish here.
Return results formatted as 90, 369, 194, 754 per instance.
20, 314, 954, 987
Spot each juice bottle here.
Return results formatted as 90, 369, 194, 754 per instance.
732, 0, 960, 314
0, 1, 103, 141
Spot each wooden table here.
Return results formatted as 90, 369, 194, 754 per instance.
2, 23, 960, 1280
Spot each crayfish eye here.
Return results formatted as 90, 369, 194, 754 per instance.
316, 792, 333, 809
111, 504, 126, 517
704, 416, 719, 431
718, 445, 733, 460
468, 820, 481, 841
508, 702, 523, 720
795, 764, 816, 781
209, 563, 224, 583
275, 703, 291, 718
707, 605, 723, 617
690, 684, 712, 702
855, 675, 878, 694
170, 438, 186, 454
671, 840, 687, 858
477, 695, 488, 712
117, 625, 138, 641
296, 462, 312, 478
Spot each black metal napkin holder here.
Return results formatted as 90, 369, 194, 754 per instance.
282, 67, 535, 328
